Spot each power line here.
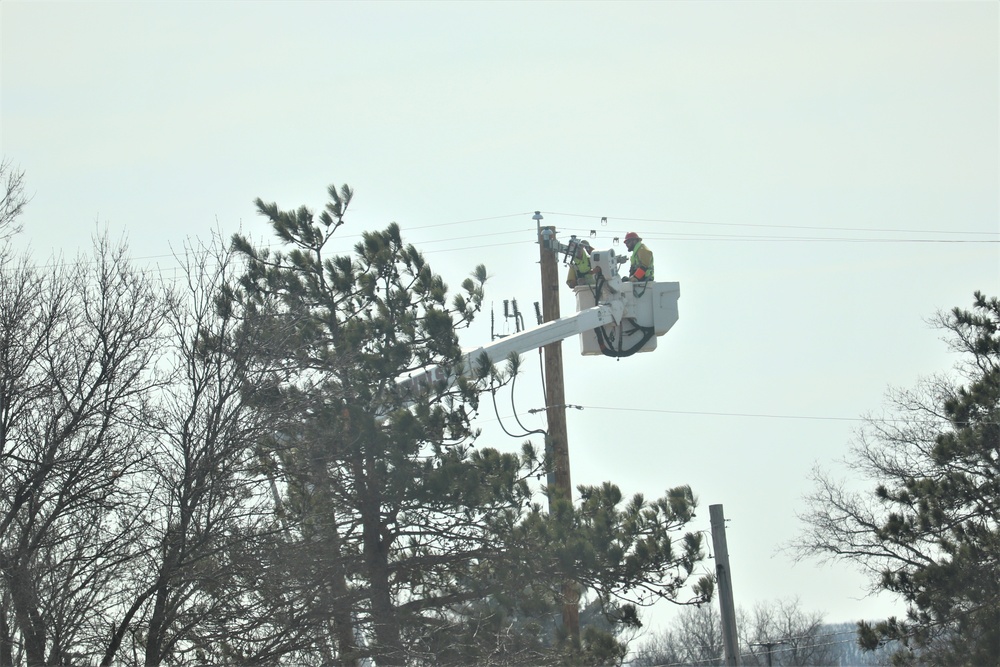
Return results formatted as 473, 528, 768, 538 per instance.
413, 235, 999, 259
560, 226, 998, 243
407, 228, 534, 246
544, 211, 999, 237
11, 207, 995, 274
573, 404, 868, 424
486, 404, 992, 428
401, 212, 534, 230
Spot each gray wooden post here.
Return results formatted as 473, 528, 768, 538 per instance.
710, 504, 740, 666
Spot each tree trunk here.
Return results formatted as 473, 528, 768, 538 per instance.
310, 446, 358, 666
365, 535, 405, 667
357, 467, 404, 666
143, 582, 171, 667
0, 590, 14, 667
144, 534, 184, 667
327, 566, 359, 667
6, 567, 45, 667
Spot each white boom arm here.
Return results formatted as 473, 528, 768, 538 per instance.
462, 300, 624, 367
397, 249, 680, 396
396, 301, 624, 396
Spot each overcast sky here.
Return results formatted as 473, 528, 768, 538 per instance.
3, 0, 998, 640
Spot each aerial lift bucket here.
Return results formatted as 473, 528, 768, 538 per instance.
574, 281, 680, 356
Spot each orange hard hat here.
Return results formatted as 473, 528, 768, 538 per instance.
624, 232, 641, 243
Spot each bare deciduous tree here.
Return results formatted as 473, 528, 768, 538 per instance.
96, 236, 325, 667
0, 158, 29, 242
0, 231, 312, 666
743, 599, 836, 666
632, 599, 837, 667
0, 236, 164, 666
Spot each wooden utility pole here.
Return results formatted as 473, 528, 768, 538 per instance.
535, 213, 580, 643
710, 504, 741, 666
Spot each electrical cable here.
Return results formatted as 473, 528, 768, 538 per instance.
544, 211, 1000, 237
486, 364, 545, 440
567, 404, 998, 425
401, 212, 534, 231
510, 365, 547, 438
538, 346, 547, 399
588, 272, 656, 358
12, 210, 996, 275
497, 404, 994, 427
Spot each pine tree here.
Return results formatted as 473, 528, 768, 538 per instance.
231, 185, 543, 665
798, 292, 1000, 665
231, 184, 712, 665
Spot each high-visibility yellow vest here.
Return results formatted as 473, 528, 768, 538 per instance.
630, 243, 654, 280
567, 254, 595, 287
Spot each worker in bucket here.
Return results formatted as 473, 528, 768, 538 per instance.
565, 239, 596, 289
623, 232, 653, 282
